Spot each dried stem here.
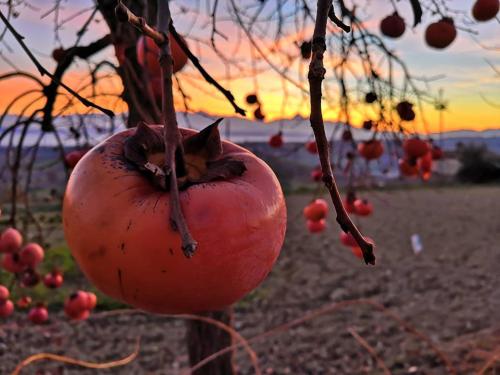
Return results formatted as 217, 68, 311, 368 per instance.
347, 327, 392, 375
308, 0, 375, 265
10, 338, 140, 375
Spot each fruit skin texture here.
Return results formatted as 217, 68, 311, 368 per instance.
19, 243, 44, 268
472, 0, 499, 21
404, 138, 429, 158
63, 126, 287, 314
380, 13, 406, 38
136, 35, 188, 75
303, 199, 329, 222
0, 285, 9, 301
358, 140, 384, 160
28, 306, 49, 324
307, 219, 326, 233
425, 18, 457, 49
0, 300, 14, 318
0, 227, 23, 253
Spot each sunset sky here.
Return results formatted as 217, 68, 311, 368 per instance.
0, 0, 498, 133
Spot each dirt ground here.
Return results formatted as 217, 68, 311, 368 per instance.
0, 185, 499, 374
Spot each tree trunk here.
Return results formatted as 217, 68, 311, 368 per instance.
186, 308, 236, 375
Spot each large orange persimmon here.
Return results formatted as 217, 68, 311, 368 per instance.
63, 126, 286, 314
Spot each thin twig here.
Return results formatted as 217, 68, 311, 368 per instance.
114, 1, 245, 116
308, 0, 375, 264
347, 327, 392, 375
0, 10, 114, 118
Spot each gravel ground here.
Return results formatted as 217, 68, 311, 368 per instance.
1, 185, 499, 374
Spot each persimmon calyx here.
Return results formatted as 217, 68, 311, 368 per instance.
123, 119, 247, 190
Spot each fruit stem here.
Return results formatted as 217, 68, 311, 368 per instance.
308, 0, 375, 265
115, 1, 197, 257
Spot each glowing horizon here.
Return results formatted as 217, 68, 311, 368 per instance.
0, 0, 498, 133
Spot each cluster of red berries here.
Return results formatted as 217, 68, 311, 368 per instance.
246, 93, 265, 121
399, 138, 443, 181
303, 198, 329, 233
0, 226, 97, 324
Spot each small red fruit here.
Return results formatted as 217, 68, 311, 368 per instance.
399, 158, 418, 177
2, 253, 26, 273
340, 231, 357, 247
396, 101, 416, 121
342, 130, 353, 141
43, 270, 64, 289
51, 47, 65, 63
418, 152, 433, 173
28, 305, 49, 324
20, 269, 40, 288
354, 199, 373, 216
358, 140, 384, 160
311, 167, 322, 182
472, 0, 499, 22
136, 35, 188, 75
72, 309, 90, 321
0, 227, 23, 253
351, 247, 363, 259
86, 292, 97, 310
0, 285, 9, 301
431, 146, 444, 160
403, 138, 429, 158
16, 296, 32, 309
0, 300, 14, 318
65, 150, 87, 169
425, 18, 457, 49
343, 192, 357, 214
303, 199, 329, 222
269, 133, 283, 148
19, 243, 44, 268
380, 13, 406, 38
307, 219, 326, 233
305, 140, 318, 154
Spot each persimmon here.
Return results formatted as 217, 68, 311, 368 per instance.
28, 305, 49, 324
136, 35, 188, 75
380, 13, 406, 38
340, 231, 357, 247
358, 140, 384, 160
63, 126, 286, 314
354, 199, 373, 216
269, 133, 283, 148
431, 146, 444, 160
365, 92, 377, 104
1, 253, 25, 273
404, 138, 429, 158
472, 0, 499, 21
43, 270, 64, 289
0, 285, 9, 301
396, 101, 415, 121
0, 227, 23, 253
16, 296, 32, 309
305, 140, 318, 154
0, 300, 14, 318
425, 18, 457, 49
19, 243, 44, 268
307, 219, 326, 233
399, 158, 418, 177
418, 152, 433, 173
303, 199, 329, 222
311, 166, 322, 182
